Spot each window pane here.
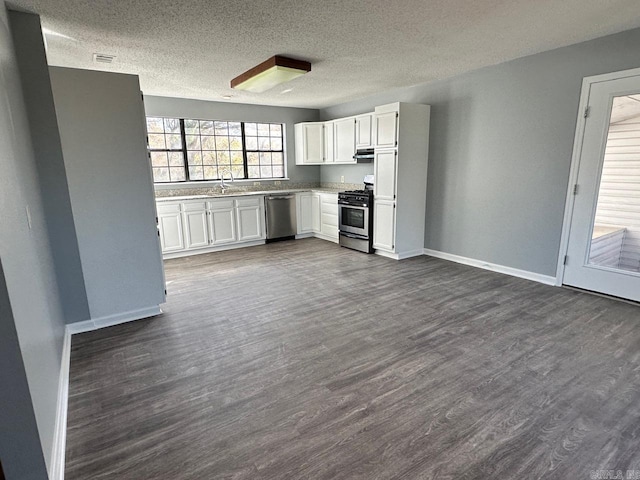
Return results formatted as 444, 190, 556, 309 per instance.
229, 122, 241, 136
153, 167, 169, 182
169, 167, 186, 182
259, 152, 272, 165
202, 151, 216, 164
200, 120, 214, 135
218, 165, 231, 178
201, 136, 216, 150
270, 124, 282, 136
260, 165, 273, 177
245, 123, 257, 136
215, 136, 229, 150
247, 152, 259, 165
214, 121, 229, 136
151, 152, 168, 167
231, 151, 243, 165
246, 136, 258, 150
272, 165, 284, 177
272, 152, 284, 165
229, 136, 242, 150
184, 119, 199, 134
203, 165, 218, 180
148, 134, 166, 149
248, 166, 259, 178
257, 123, 270, 136
166, 134, 182, 149
146, 117, 164, 133
163, 118, 181, 133
271, 138, 282, 151
186, 135, 201, 150
259, 137, 271, 151
188, 151, 202, 166
216, 151, 229, 165
168, 152, 184, 167
189, 166, 203, 180
231, 165, 245, 179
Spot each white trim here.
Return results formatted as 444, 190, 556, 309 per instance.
375, 249, 424, 260
67, 305, 162, 335
423, 248, 556, 286
375, 249, 399, 260
162, 240, 266, 259
556, 66, 640, 286
49, 327, 71, 480
313, 232, 339, 244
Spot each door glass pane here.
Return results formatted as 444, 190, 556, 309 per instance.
588, 94, 640, 273
342, 207, 365, 229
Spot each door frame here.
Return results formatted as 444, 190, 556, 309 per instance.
556, 66, 640, 286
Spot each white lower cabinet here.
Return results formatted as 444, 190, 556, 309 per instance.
158, 204, 185, 252
158, 196, 265, 257
296, 192, 338, 242
207, 199, 236, 245
236, 197, 264, 242
373, 199, 396, 252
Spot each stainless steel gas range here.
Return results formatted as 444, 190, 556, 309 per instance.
338, 178, 374, 253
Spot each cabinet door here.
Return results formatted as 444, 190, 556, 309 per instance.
355, 114, 373, 148
374, 150, 397, 201
158, 212, 185, 252
311, 194, 321, 233
334, 117, 356, 163
183, 210, 209, 249
324, 122, 335, 163
236, 197, 264, 242
209, 208, 236, 245
374, 111, 398, 148
320, 194, 338, 239
297, 193, 314, 234
373, 200, 396, 252
298, 123, 325, 164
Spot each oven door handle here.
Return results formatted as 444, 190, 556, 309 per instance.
339, 231, 366, 239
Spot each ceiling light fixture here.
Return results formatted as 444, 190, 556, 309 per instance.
281, 88, 294, 94
231, 55, 311, 93
221, 95, 233, 100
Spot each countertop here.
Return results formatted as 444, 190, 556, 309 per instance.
155, 188, 342, 202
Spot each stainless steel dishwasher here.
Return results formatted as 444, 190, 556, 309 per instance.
265, 194, 297, 241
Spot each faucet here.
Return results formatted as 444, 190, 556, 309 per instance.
219, 172, 234, 194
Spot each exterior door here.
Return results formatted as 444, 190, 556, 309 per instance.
563, 71, 640, 302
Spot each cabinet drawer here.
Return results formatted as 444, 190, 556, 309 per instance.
321, 212, 338, 227
235, 196, 262, 207
157, 203, 181, 214
207, 199, 235, 210
182, 201, 207, 212
321, 203, 338, 216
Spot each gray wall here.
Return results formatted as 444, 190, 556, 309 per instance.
321, 27, 640, 277
10, 11, 90, 325
144, 95, 321, 185
50, 67, 166, 321
0, 5, 68, 476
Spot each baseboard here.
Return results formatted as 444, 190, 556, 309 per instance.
162, 240, 266, 259
67, 305, 163, 335
375, 249, 400, 260
313, 233, 339, 244
423, 248, 557, 286
49, 327, 71, 480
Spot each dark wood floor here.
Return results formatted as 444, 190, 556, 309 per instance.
66, 238, 640, 479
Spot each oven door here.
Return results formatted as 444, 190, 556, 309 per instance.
338, 203, 369, 237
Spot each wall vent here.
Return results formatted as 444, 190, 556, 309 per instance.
93, 53, 116, 64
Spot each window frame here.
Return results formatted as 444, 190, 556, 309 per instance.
146, 116, 286, 184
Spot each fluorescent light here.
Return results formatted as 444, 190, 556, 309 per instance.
231, 55, 311, 93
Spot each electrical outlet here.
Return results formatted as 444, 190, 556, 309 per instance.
253, 182, 261, 186
340, 175, 345, 183
274, 180, 281, 185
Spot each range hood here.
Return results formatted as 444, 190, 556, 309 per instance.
352, 148, 374, 162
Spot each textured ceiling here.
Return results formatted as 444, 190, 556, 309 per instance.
8, 0, 640, 109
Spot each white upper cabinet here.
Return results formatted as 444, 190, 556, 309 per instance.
295, 122, 325, 165
333, 117, 356, 164
374, 150, 398, 201
355, 113, 373, 149
374, 110, 399, 149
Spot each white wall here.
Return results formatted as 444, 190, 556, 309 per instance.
0, 6, 65, 478
594, 115, 640, 272
50, 67, 166, 322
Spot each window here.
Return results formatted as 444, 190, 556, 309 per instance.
146, 117, 285, 183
